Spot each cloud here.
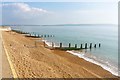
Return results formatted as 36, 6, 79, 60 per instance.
1, 2, 118, 25
2, 3, 50, 25
2, 3, 47, 13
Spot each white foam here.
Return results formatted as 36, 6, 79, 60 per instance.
66, 51, 120, 77
42, 40, 52, 47
43, 40, 60, 47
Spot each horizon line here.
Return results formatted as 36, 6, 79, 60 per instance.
0, 24, 118, 26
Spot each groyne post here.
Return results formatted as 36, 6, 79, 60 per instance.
90, 43, 92, 49
43, 42, 45, 47
69, 43, 71, 48
44, 35, 46, 37
99, 43, 101, 47
85, 43, 87, 49
52, 42, 54, 48
94, 44, 96, 48
60, 43, 62, 48
75, 44, 77, 48
48, 35, 49, 37
80, 44, 83, 49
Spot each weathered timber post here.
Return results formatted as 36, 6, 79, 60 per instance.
99, 43, 101, 47
44, 35, 46, 37
52, 42, 54, 48
69, 43, 71, 48
60, 43, 62, 48
94, 44, 96, 48
75, 44, 77, 48
90, 43, 92, 49
85, 43, 87, 49
48, 35, 49, 37
80, 44, 83, 49
43, 42, 45, 47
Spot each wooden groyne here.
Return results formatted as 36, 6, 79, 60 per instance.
12, 30, 29, 34
26, 34, 54, 38
44, 42, 101, 51
12, 29, 101, 51
12, 29, 54, 38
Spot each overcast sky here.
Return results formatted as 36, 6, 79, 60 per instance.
1, 1, 118, 25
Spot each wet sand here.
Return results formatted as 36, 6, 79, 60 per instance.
2, 31, 117, 78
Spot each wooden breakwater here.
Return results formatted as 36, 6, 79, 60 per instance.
12, 29, 54, 38
12, 29, 101, 51
44, 42, 101, 50
12, 29, 29, 34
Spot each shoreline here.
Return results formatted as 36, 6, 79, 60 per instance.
1, 29, 118, 78
44, 39, 119, 77
66, 51, 118, 76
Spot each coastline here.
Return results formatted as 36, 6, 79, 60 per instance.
66, 51, 119, 76
45, 40, 119, 77
1, 30, 118, 78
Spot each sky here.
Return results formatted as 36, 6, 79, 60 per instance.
0, 1, 118, 25
1, 0, 119, 2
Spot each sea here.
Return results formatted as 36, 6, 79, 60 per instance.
11, 24, 119, 76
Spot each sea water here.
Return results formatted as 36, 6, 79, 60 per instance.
11, 25, 119, 76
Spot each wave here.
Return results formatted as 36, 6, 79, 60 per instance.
42, 39, 59, 47
42, 39, 52, 46
66, 51, 120, 77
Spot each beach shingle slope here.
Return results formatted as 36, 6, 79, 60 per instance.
2, 31, 117, 78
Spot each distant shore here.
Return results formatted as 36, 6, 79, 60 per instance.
1, 27, 118, 78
